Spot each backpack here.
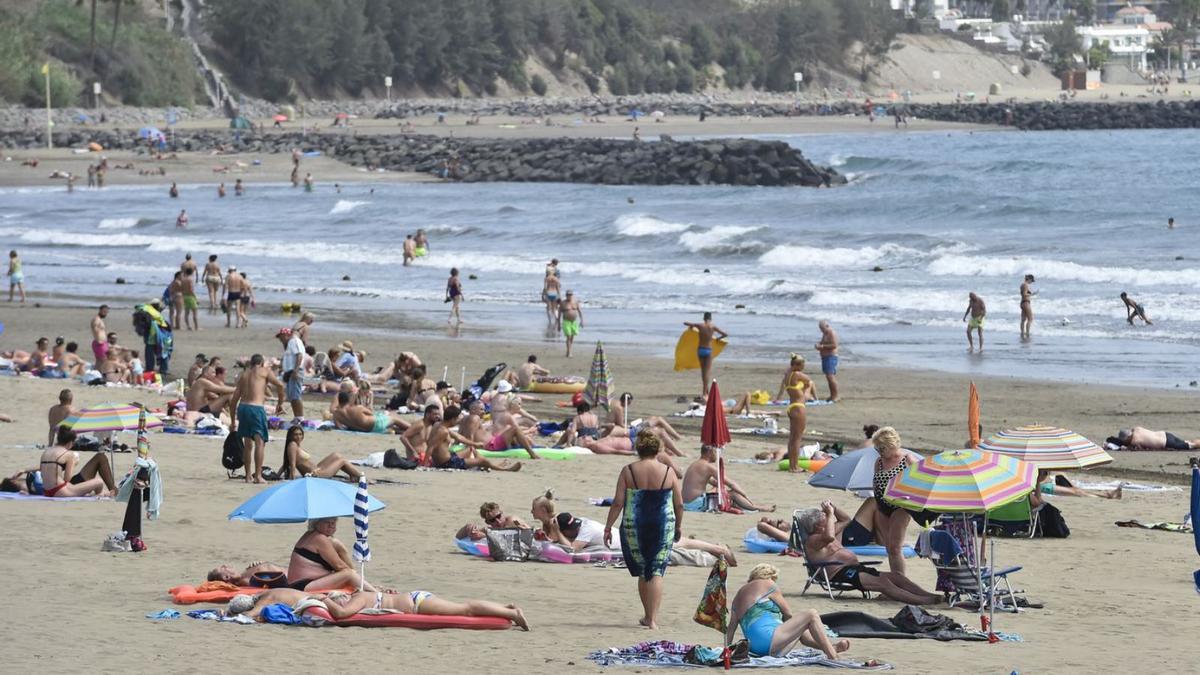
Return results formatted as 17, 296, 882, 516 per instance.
1037, 502, 1070, 538
132, 309, 152, 339
222, 432, 243, 472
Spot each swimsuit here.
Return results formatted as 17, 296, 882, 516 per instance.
92, 339, 109, 362
236, 403, 270, 442
786, 375, 808, 413
683, 493, 707, 512
410, 590, 433, 612
289, 546, 335, 589
545, 293, 558, 302
697, 346, 712, 359
372, 411, 391, 434
873, 457, 908, 516
739, 585, 783, 656
39, 451, 70, 497
968, 315, 985, 329
577, 426, 600, 440
840, 519, 873, 547
561, 318, 580, 337
227, 291, 242, 305
183, 294, 198, 310
821, 355, 838, 375
486, 434, 508, 451
414, 247, 427, 257
1165, 432, 1190, 450
829, 563, 880, 591
9, 260, 22, 284
437, 453, 467, 470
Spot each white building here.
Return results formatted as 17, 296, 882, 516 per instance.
1077, 25, 1151, 70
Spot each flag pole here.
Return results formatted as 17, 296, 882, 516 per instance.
43, 62, 52, 149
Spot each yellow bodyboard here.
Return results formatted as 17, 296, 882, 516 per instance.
673, 328, 727, 372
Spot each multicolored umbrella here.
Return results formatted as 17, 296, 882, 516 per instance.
584, 341, 613, 410
352, 476, 372, 591
884, 449, 1036, 513
978, 425, 1112, 470
60, 403, 164, 433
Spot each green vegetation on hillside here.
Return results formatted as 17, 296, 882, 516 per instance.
205, 0, 900, 101
0, 0, 199, 107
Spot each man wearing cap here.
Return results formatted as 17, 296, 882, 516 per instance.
277, 327, 305, 420
558, 290, 583, 358
90, 304, 109, 363
331, 341, 361, 380
225, 266, 248, 328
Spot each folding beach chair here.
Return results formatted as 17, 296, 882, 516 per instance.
929, 529, 1024, 612
791, 509, 876, 600
980, 497, 1042, 539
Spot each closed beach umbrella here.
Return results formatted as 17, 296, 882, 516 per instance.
701, 381, 731, 510
584, 341, 613, 409
136, 405, 151, 458
228, 477, 386, 524
884, 449, 1036, 514
808, 446, 880, 493
967, 382, 981, 449
352, 476, 372, 591
978, 425, 1112, 470
1191, 462, 1199, 592
61, 403, 163, 433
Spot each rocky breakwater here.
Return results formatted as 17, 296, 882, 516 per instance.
331, 135, 845, 187
907, 100, 1200, 131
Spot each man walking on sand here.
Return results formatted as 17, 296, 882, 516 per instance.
1019, 274, 1036, 339
225, 266, 248, 328
683, 312, 727, 401
231, 353, 284, 484
814, 320, 840, 402
277, 327, 305, 421
963, 292, 986, 352
91, 304, 109, 363
559, 290, 583, 358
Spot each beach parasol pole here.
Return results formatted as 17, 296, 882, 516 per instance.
442, 365, 448, 383
352, 476, 371, 592
460, 366, 466, 392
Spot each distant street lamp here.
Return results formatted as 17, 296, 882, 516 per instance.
384, 76, 393, 103
93, 81, 101, 111
793, 71, 804, 99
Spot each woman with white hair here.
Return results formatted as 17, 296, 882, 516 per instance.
726, 563, 847, 658
286, 517, 375, 592
870, 427, 924, 574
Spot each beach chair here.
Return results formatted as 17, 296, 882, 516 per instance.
980, 497, 1041, 539
801, 560, 878, 600
929, 530, 1024, 612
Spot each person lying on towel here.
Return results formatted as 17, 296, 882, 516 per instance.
798, 503, 941, 606
207, 561, 287, 587
225, 588, 530, 630
1108, 427, 1199, 451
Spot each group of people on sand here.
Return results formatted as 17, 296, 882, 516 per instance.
208, 517, 529, 630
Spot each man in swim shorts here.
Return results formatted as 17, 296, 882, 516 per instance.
231, 354, 285, 484
185, 367, 236, 416
331, 391, 409, 434
962, 292, 986, 352
684, 312, 728, 401
1120, 292, 1152, 325
90, 304, 109, 362
427, 405, 522, 472
681, 444, 775, 512
1112, 427, 1198, 451
402, 234, 416, 266
814, 320, 840, 402
180, 268, 199, 330
225, 266, 247, 328
558, 290, 583, 358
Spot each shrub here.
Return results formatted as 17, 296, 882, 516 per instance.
530, 73, 548, 96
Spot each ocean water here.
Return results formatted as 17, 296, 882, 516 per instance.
2, 128, 1198, 388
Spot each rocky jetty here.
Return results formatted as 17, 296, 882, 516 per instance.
0, 129, 843, 188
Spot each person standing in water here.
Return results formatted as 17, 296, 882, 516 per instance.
814, 320, 840, 402
1120, 292, 1152, 325
683, 312, 727, 401
234, 178, 245, 196
446, 268, 463, 325
217, 182, 226, 198
202, 255, 222, 311
7, 250, 25, 304
176, 209, 188, 228
1019, 274, 1036, 339
402, 235, 416, 266
559, 290, 583, 358
963, 292, 986, 352
303, 173, 314, 192
414, 230, 429, 258
543, 267, 562, 328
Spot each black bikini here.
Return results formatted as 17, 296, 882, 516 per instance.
289, 546, 335, 590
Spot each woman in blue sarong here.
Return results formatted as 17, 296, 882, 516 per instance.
604, 430, 683, 629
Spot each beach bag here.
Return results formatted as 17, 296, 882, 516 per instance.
692, 558, 729, 632
1037, 502, 1070, 538
222, 432, 243, 471
382, 448, 418, 470
485, 527, 534, 562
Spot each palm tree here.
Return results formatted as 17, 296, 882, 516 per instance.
109, 0, 130, 53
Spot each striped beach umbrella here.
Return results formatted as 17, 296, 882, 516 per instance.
60, 403, 164, 433
584, 341, 613, 410
885, 449, 1036, 514
978, 425, 1112, 470
353, 476, 371, 591
136, 405, 151, 458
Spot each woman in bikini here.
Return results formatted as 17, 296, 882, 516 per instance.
727, 563, 847, 658
774, 354, 814, 473
35, 428, 116, 497
281, 426, 363, 482
286, 517, 376, 592
446, 268, 463, 325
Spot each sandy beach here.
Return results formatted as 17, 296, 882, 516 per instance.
0, 301, 1197, 674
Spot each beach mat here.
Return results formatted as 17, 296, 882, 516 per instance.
169, 584, 352, 605
0, 492, 106, 502
303, 606, 511, 630
1114, 520, 1193, 533
820, 611, 987, 642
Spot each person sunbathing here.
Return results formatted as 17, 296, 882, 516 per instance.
457, 398, 491, 446
479, 395, 540, 459
185, 367, 236, 415
798, 503, 940, 605
287, 517, 376, 592
208, 561, 286, 586
455, 501, 530, 540
427, 405, 522, 471
757, 499, 880, 547
607, 393, 683, 452
578, 433, 683, 476
681, 444, 775, 512
224, 588, 316, 620
281, 426, 363, 481
1031, 469, 1121, 504
556, 400, 601, 447
34, 428, 117, 497
1108, 427, 1199, 451
321, 589, 529, 630
727, 563, 848, 659
330, 391, 409, 433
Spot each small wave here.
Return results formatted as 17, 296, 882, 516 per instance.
826, 155, 925, 173
759, 243, 921, 270
98, 217, 154, 230
678, 225, 765, 254
330, 200, 370, 215
927, 254, 1200, 288
614, 214, 690, 237
497, 205, 521, 214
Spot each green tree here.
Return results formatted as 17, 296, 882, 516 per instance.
992, 0, 1011, 23
1044, 16, 1081, 75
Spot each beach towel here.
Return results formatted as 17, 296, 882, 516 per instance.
1073, 480, 1180, 493
620, 482, 675, 581
587, 640, 891, 669
819, 610, 988, 642
1114, 520, 1193, 533
693, 559, 728, 632
0, 492, 104, 502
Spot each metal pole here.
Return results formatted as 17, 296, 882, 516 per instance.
460, 366, 466, 392
44, 64, 52, 149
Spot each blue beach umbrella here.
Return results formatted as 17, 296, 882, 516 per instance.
353, 476, 372, 591
808, 446, 880, 493
228, 477, 386, 524
137, 126, 165, 140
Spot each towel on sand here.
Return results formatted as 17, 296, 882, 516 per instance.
587, 640, 891, 669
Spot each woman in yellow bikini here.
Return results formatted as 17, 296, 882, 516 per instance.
774, 354, 814, 473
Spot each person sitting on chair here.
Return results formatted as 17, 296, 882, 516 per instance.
798, 503, 941, 605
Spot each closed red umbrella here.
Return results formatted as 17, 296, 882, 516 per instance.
701, 381, 733, 511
